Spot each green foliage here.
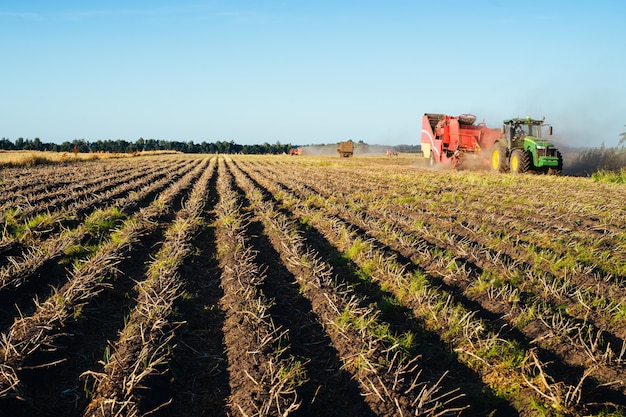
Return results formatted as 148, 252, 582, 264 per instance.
275, 357, 308, 392
378, 295, 404, 321
610, 302, 626, 325
72, 305, 84, 320
593, 406, 626, 417
84, 207, 127, 236
0, 136, 297, 154
591, 168, 626, 184
346, 238, 367, 261
3, 211, 56, 239
393, 330, 415, 352
63, 243, 91, 260
102, 345, 111, 364
26, 212, 54, 230
478, 338, 526, 370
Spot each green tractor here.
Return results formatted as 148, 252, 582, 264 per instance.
490, 117, 563, 174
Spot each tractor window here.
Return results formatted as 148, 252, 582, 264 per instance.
530, 125, 541, 138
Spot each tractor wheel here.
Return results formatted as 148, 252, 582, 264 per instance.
490, 145, 507, 173
510, 149, 531, 174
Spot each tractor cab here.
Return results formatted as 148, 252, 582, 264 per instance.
502, 117, 552, 149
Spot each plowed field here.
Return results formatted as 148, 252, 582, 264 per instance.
1, 154, 625, 417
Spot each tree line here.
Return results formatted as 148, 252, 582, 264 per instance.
0, 137, 297, 155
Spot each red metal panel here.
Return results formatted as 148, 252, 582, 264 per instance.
421, 114, 441, 160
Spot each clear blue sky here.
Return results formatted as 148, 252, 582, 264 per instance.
2, 1, 625, 147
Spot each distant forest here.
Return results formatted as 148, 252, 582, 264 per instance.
0, 137, 295, 154
0, 137, 422, 155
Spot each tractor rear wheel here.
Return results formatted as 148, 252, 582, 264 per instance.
491, 145, 507, 173
510, 149, 531, 174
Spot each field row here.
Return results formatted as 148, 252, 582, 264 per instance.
0, 154, 624, 417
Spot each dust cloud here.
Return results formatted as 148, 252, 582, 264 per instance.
299, 143, 406, 157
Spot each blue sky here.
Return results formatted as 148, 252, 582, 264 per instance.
1, 1, 625, 147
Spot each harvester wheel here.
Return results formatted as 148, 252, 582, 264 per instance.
490, 145, 507, 173
510, 149, 531, 174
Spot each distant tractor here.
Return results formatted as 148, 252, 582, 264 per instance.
337, 140, 354, 157
289, 147, 302, 155
491, 117, 562, 174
